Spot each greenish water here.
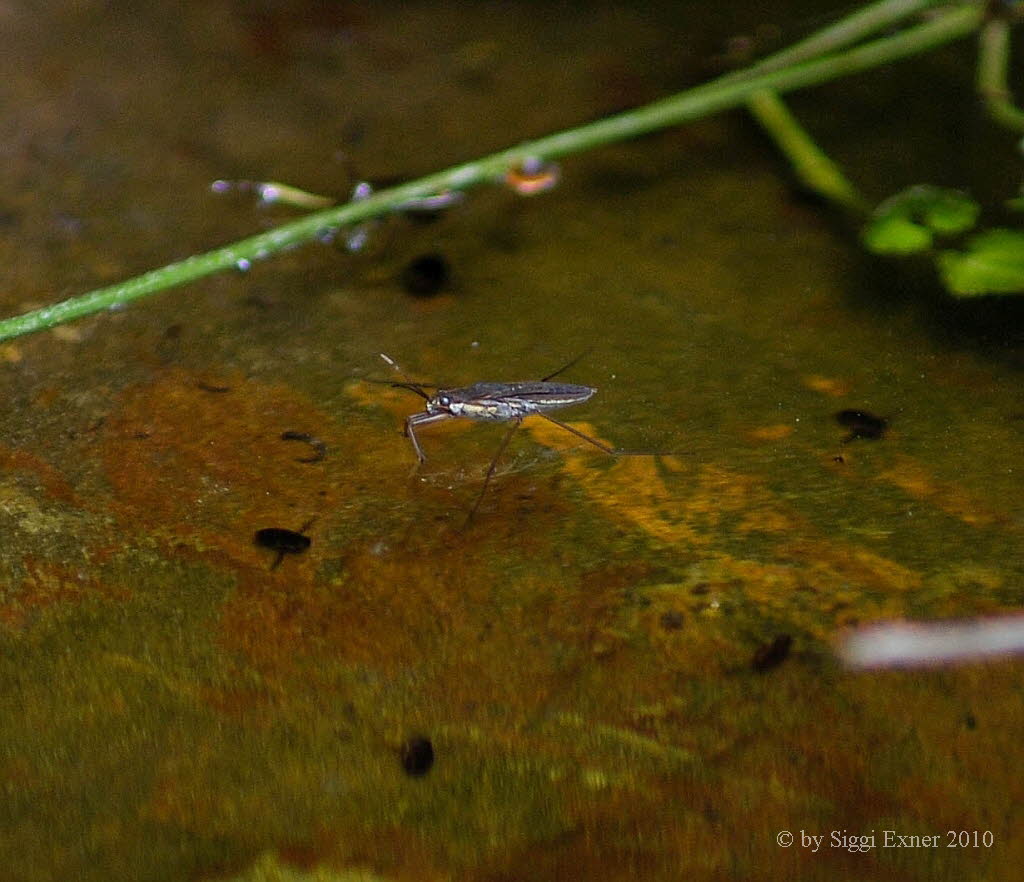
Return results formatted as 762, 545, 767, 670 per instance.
1, 2, 1022, 881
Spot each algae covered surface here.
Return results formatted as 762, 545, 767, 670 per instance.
2, 2, 1023, 880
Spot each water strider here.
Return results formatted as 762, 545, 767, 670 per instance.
381, 353, 653, 522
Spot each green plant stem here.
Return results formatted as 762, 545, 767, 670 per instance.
746, 89, 869, 213
719, 0, 943, 84
977, 15, 1024, 132
0, 1, 985, 344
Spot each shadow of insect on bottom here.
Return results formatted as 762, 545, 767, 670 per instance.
254, 517, 316, 569
381, 353, 669, 525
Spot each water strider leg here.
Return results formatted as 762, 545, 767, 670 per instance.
536, 413, 616, 454
538, 349, 591, 383
537, 413, 670, 456
405, 411, 453, 462
465, 418, 522, 525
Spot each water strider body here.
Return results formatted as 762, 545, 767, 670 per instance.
404, 380, 600, 462
381, 353, 623, 522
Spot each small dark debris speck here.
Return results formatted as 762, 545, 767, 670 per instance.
400, 736, 435, 776
835, 409, 888, 441
280, 430, 327, 463
400, 253, 450, 297
196, 381, 231, 394
964, 712, 977, 730
751, 634, 792, 672
659, 610, 684, 631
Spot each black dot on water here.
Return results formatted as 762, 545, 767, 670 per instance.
400, 736, 435, 776
400, 253, 450, 297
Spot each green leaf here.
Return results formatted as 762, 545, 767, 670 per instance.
938, 228, 1024, 296
920, 189, 979, 234
862, 185, 980, 255
862, 214, 933, 254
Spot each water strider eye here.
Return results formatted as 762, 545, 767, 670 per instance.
439, 395, 452, 408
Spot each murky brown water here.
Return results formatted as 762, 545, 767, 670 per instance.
1, 2, 1022, 881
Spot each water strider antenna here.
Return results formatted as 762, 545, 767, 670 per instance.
379, 353, 430, 400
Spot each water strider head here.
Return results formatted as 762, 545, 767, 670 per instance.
425, 390, 456, 415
